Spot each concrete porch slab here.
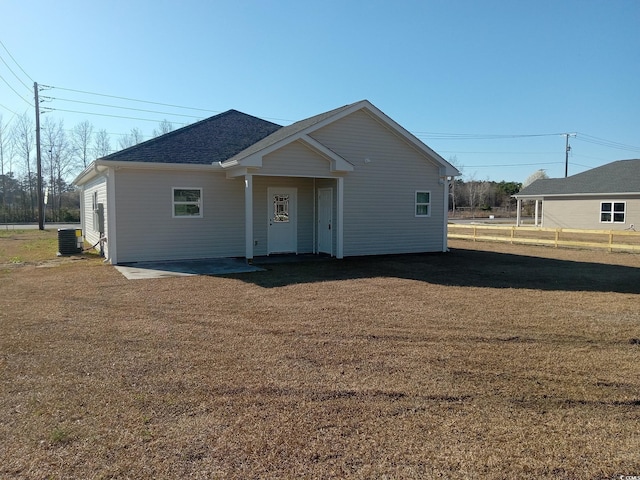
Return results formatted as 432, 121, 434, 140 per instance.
115, 258, 265, 280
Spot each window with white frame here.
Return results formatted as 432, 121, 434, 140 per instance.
415, 191, 431, 217
600, 201, 625, 223
173, 188, 202, 217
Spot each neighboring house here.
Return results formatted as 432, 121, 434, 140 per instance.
513, 159, 640, 229
73, 100, 459, 264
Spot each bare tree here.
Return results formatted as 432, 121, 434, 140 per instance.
71, 120, 94, 169
152, 119, 173, 137
93, 129, 111, 158
448, 155, 463, 215
462, 173, 492, 217
0, 115, 7, 209
118, 127, 144, 150
11, 113, 35, 219
42, 117, 73, 221
523, 169, 549, 188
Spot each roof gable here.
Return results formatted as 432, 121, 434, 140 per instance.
517, 159, 640, 197
221, 100, 459, 176
101, 110, 282, 165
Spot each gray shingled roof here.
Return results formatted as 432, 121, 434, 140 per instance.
516, 159, 640, 197
101, 110, 282, 164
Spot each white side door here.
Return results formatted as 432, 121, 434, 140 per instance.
317, 188, 332, 255
267, 187, 297, 254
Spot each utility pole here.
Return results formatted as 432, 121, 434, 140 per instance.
563, 133, 576, 178
34, 82, 44, 230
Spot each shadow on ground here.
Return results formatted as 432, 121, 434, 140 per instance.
240, 248, 640, 294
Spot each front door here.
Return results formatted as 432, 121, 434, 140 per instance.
267, 187, 297, 254
317, 188, 332, 255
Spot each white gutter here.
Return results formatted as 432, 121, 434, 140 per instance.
74, 159, 222, 186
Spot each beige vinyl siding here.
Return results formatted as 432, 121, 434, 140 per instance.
81, 175, 108, 255
542, 196, 640, 230
113, 169, 245, 263
310, 109, 445, 256
261, 141, 335, 177
252, 176, 315, 256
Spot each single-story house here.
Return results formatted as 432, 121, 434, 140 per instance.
513, 159, 640, 229
73, 100, 460, 264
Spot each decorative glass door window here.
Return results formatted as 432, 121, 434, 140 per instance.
273, 194, 290, 222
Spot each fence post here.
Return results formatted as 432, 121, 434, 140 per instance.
609, 231, 613, 253
473, 226, 477, 242
555, 229, 559, 248
510, 226, 515, 244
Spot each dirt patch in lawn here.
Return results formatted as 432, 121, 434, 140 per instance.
1, 232, 639, 479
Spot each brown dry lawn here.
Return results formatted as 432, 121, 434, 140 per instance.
1, 230, 639, 479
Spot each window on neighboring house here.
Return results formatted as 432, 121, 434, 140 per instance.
415, 191, 431, 217
173, 188, 202, 217
600, 201, 625, 223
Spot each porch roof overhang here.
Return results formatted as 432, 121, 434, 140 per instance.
219, 134, 354, 178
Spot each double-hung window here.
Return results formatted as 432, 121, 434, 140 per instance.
173, 188, 202, 218
600, 201, 625, 223
415, 191, 431, 217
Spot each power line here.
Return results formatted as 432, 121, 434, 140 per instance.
42, 107, 192, 125
0, 72, 32, 106
437, 150, 559, 155
0, 102, 19, 116
574, 133, 640, 153
15, 81, 640, 163
42, 95, 204, 119
46, 84, 222, 114
0, 52, 31, 92
413, 131, 566, 140
0, 39, 34, 83
457, 161, 563, 169
45, 84, 296, 124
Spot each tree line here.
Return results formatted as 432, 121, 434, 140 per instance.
450, 178, 522, 217
449, 169, 550, 218
0, 114, 173, 224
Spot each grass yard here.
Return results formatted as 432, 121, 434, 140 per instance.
1, 230, 639, 479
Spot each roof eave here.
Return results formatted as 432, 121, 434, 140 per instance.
514, 191, 640, 199
74, 159, 222, 186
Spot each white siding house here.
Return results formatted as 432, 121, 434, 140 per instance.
74, 100, 459, 264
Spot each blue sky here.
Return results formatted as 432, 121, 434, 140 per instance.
1, 0, 639, 182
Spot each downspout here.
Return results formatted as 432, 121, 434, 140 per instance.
313, 178, 316, 254
442, 175, 449, 252
105, 167, 117, 264
336, 177, 344, 259
245, 174, 254, 261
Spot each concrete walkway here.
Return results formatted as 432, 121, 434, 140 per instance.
115, 258, 265, 280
